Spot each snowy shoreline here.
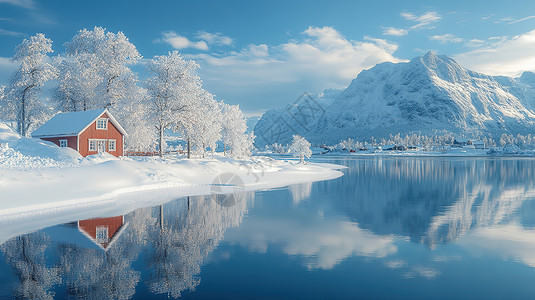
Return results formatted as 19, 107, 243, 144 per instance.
0, 155, 344, 218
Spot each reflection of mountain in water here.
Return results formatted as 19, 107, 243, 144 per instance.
0, 193, 250, 299
333, 158, 535, 246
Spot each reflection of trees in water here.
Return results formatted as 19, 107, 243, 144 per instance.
0, 233, 60, 300
289, 182, 313, 205
0, 192, 250, 299
147, 194, 248, 298
57, 209, 156, 299
59, 244, 140, 299
335, 158, 535, 246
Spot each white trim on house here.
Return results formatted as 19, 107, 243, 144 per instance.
59, 139, 68, 147
39, 108, 128, 138
77, 109, 127, 137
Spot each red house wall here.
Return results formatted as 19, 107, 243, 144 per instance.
41, 136, 78, 152
78, 112, 124, 157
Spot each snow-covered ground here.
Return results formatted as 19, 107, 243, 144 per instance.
0, 122, 343, 225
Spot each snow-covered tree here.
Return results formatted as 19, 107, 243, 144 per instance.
220, 103, 254, 158
185, 91, 222, 158
0, 85, 5, 103
289, 135, 312, 163
146, 51, 202, 157
0, 85, 6, 120
63, 26, 141, 110
54, 53, 99, 112
234, 131, 255, 158
6, 33, 57, 136
120, 86, 156, 151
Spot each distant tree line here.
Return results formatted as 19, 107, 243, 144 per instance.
266, 132, 535, 154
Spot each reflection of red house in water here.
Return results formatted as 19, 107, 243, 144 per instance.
78, 215, 127, 250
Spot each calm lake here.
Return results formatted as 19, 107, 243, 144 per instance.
2, 156, 535, 299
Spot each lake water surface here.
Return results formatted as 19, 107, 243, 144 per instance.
2, 157, 535, 299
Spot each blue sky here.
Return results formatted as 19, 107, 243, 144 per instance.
2, 0, 535, 115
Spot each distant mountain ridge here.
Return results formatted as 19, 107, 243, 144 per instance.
254, 51, 535, 146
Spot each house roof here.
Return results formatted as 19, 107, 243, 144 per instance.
32, 108, 127, 138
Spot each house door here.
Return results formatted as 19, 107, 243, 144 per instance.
97, 140, 106, 153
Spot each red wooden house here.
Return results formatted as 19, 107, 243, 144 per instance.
32, 108, 127, 157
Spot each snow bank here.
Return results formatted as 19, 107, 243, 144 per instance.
0, 143, 72, 169
0, 122, 82, 167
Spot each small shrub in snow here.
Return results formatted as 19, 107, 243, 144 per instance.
289, 135, 312, 163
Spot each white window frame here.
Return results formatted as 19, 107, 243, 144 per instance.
97, 140, 106, 153
95, 225, 109, 243
108, 139, 116, 152
96, 118, 108, 130
59, 139, 68, 148
89, 139, 109, 153
89, 139, 97, 151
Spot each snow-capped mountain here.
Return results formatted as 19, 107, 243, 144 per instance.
254, 51, 535, 146
254, 88, 343, 146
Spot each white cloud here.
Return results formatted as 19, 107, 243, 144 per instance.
383, 27, 408, 36
454, 28, 535, 76
159, 30, 234, 51
189, 26, 405, 111
160, 31, 208, 50
494, 17, 514, 24
492, 15, 535, 24
0, 0, 35, 9
459, 224, 535, 268
465, 38, 485, 47
0, 0, 55, 24
382, 11, 440, 38
401, 11, 441, 30
403, 266, 441, 279
226, 214, 398, 270
429, 33, 463, 44
196, 31, 233, 46
0, 28, 24, 37
385, 260, 407, 269
508, 15, 535, 24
